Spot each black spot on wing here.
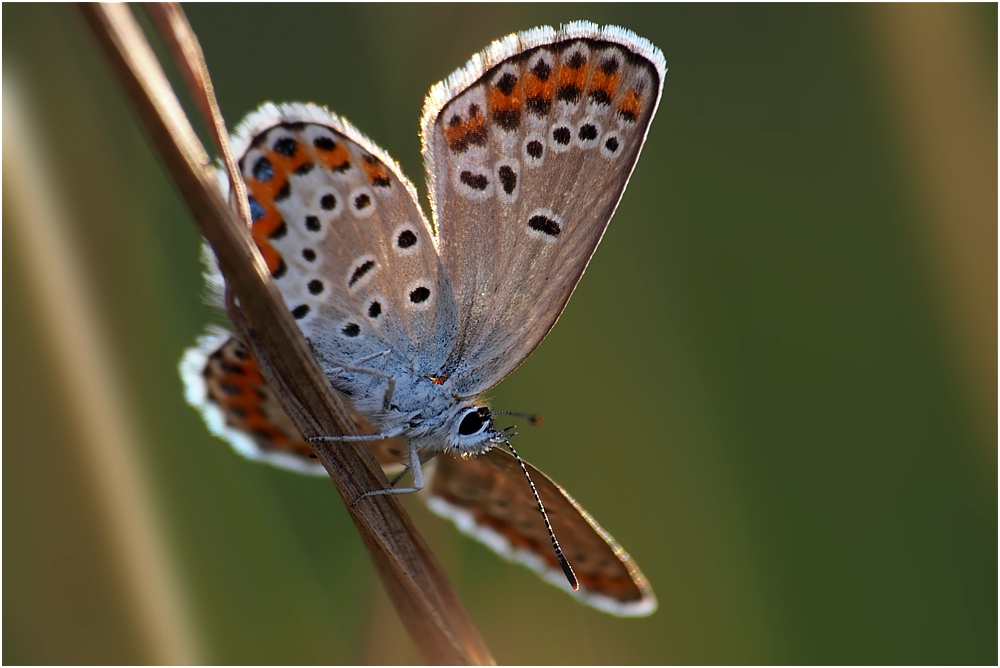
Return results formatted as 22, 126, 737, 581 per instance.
397, 229, 417, 249
273, 137, 297, 157
349, 260, 375, 287
493, 109, 520, 131
249, 197, 266, 222
252, 157, 273, 182
460, 171, 489, 190
528, 214, 561, 237
268, 220, 287, 239
531, 60, 551, 80
219, 382, 242, 396
409, 286, 430, 303
589, 89, 612, 106
313, 136, 335, 151
498, 165, 517, 194
556, 84, 581, 104
274, 181, 291, 202
496, 72, 518, 95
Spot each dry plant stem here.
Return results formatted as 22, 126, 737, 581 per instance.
79, 4, 493, 664
5, 76, 203, 666
869, 4, 997, 473
143, 2, 252, 228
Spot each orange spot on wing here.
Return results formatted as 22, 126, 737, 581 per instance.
317, 142, 351, 172
487, 85, 521, 112
443, 105, 488, 153
524, 68, 554, 116
266, 146, 310, 178
618, 88, 643, 122
257, 243, 284, 275
245, 180, 284, 274
524, 74, 553, 100
209, 353, 313, 454
557, 60, 587, 91
444, 119, 466, 149
466, 108, 486, 139
361, 156, 391, 186
587, 67, 620, 104
488, 79, 522, 130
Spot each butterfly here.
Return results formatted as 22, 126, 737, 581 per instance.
181, 21, 664, 617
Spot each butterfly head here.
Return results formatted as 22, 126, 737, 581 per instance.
446, 404, 504, 454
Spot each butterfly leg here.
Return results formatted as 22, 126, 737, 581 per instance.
307, 424, 407, 444
350, 442, 425, 506
323, 351, 396, 409
387, 452, 438, 487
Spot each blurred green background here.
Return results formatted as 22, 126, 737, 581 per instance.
4, 4, 996, 665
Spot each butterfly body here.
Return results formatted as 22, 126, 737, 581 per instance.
183, 21, 663, 616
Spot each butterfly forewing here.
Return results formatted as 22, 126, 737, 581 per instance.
423, 447, 657, 617
228, 104, 457, 384
422, 23, 665, 395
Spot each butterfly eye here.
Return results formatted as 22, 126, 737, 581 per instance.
458, 409, 486, 436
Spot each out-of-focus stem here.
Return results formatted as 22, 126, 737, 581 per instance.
869, 4, 997, 473
4, 76, 204, 665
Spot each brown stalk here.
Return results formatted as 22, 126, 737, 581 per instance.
868, 4, 997, 474
78, 3, 494, 664
5, 75, 203, 666
143, 3, 252, 231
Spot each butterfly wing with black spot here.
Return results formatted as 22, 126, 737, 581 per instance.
180, 329, 655, 616
179, 328, 410, 475
421, 23, 665, 395
224, 103, 457, 405
422, 446, 657, 617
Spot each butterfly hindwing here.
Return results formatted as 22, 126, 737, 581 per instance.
422, 23, 666, 395
180, 330, 655, 616
423, 447, 657, 617
225, 104, 458, 400
180, 329, 411, 474
180, 328, 328, 475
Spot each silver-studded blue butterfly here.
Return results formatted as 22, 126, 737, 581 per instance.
181, 21, 664, 616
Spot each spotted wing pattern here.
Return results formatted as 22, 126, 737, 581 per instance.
179, 328, 409, 476
423, 447, 656, 616
223, 104, 458, 397
422, 23, 666, 395
179, 330, 656, 616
